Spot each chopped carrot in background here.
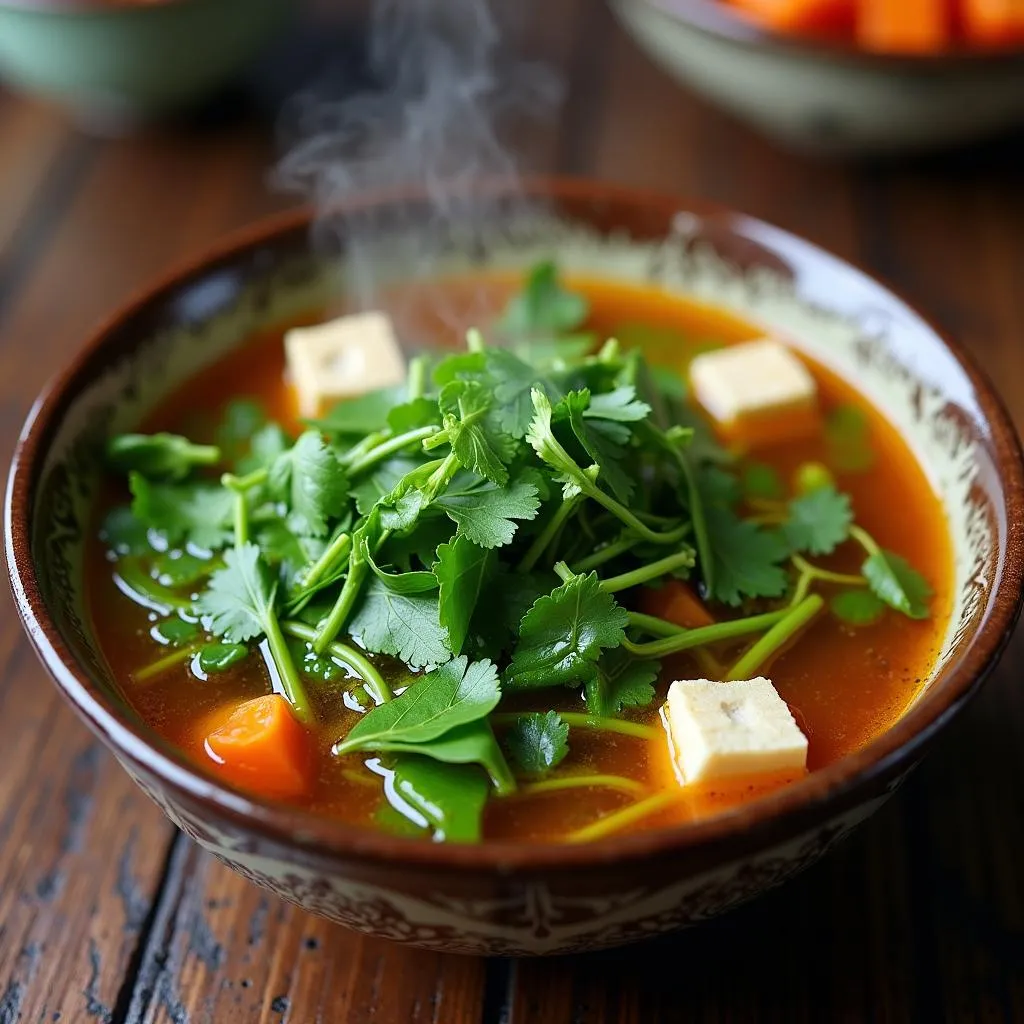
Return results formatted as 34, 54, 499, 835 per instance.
640, 580, 717, 630
202, 693, 312, 801
727, 0, 857, 37
961, 0, 1024, 45
856, 0, 952, 51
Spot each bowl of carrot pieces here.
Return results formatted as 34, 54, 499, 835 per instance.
609, 0, 1024, 154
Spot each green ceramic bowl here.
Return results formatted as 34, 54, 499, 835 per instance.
610, 0, 1024, 156
0, 0, 292, 130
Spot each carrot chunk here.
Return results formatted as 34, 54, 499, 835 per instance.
961, 0, 1024, 45
857, 0, 951, 52
202, 694, 312, 801
726, 0, 857, 37
639, 580, 717, 630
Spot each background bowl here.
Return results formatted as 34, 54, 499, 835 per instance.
7, 181, 1023, 955
0, 0, 292, 132
609, 0, 1024, 156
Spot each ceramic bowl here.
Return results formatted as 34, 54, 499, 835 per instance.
609, 0, 1024, 156
0, 0, 291, 131
7, 180, 1024, 955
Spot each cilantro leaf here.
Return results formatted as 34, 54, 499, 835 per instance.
100, 505, 152, 556
783, 487, 853, 556
255, 520, 327, 587
237, 423, 289, 475
585, 649, 659, 717
130, 473, 234, 551
434, 471, 540, 549
268, 430, 349, 537
482, 349, 560, 438
863, 550, 932, 619
351, 456, 425, 516
336, 656, 500, 750
151, 617, 199, 646
707, 513, 790, 606
348, 575, 451, 669
152, 551, 215, 587
830, 589, 886, 626
435, 380, 516, 486
741, 463, 785, 502
217, 399, 265, 454
584, 386, 651, 424
107, 432, 220, 482
387, 397, 441, 434
197, 542, 278, 643
505, 572, 629, 691
308, 385, 406, 437
388, 756, 490, 843
563, 389, 635, 502
504, 711, 569, 774
434, 535, 495, 657
499, 260, 589, 338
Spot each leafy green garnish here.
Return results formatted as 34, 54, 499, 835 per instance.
830, 589, 886, 626
504, 711, 569, 774
863, 550, 932, 619
499, 260, 588, 338
506, 572, 628, 691
387, 756, 490, 842
107, 432, 220, 482
309, 385, 406, 437
100, 506, 152, 556
783, 487, 853, 556
348, 576, 450, 670
197, 642, 248, 673
707, 514, 789, 606
151, 617, 199, 646
434, 536, 495, 657
741, 463, 785, 502
130, 473, 234, 552
585, 649, 659, 717
268, 430, 349, 537
434, 472, 540, 549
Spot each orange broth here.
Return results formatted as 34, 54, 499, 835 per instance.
85, 274, 953, 842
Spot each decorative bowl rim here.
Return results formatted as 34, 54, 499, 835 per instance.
621, 0, 1024, 67
7, 177, 1024, 872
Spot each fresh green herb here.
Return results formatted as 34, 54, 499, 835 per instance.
782, 486, 853, 556
434, 536, 495, 657
499, 260, 589, 338
268, 430, 349, 538
386, 756, 490, 842
830, 589, 886, 626
197, 642, 248, 673
107, 432, 220, 482
707, 514, 789, 606
151, 617, 199, 646
504, 711, 570, 774
434, 472, 540, 549
152, 551, 215, 587
862, 549, 932, 619
130, 473, 235, 552
585, 649, 659, 717
742, 463, 785, 502
100, 506, 152, 557
308, 385, 406, 437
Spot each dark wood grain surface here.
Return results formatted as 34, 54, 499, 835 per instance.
1, 4, 1023, 1022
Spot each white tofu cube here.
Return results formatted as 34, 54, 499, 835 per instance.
663, 677, 808, 786
285, 311, 406, 417
689, 338, 817, 439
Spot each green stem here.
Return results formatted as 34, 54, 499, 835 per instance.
726, 595, 824, 680
790, 571, 813, 608
517, 494, 582, 573
850, 524, 881, 557
313, 560, 368, 654
483, 726, 517, 795
622, 609, 789, 659
346, 425, 440, 477
580, 477, 688, 546
300, 531, 352, 591
791, 553, 866, 587
282, 620, 392, 704
422, 453, 460, 502
466, 327, 486, 353
492, 711, 657, 741
134, 643, 199, 683
626, 611, 685, 638
114, 560, 196, 613
338, 430, 390, 467
407, 355, 428, 399
571, 533, 640, 573
597, 550, 695, 594
263, 613, 312, 723
566, 791, 677, 843
512, 774, 647, 799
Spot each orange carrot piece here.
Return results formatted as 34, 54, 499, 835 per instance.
961, 0, 1024, 45
726, 0, 857, 36
857, 0, 951, 52
640, 580, 717, 630
203, 694, 311, 801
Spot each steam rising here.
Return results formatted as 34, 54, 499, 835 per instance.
275, 0, 561, 321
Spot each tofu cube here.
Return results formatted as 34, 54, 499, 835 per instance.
663, 677, 808, 786
689, 338, 818, 446
285, 311, 406, 417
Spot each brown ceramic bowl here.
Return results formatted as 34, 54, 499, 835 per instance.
7, 180, 1024, 955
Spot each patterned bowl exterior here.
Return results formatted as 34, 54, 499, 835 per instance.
7, 181, 1023, 955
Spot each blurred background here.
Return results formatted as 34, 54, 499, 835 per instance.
1, 0, 1022, 1021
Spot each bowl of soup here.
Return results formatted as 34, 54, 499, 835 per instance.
7, 180, 1023, 955
609, 0, 1024, 155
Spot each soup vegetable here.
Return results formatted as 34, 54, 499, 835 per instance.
90, 263, 949, 844
722, 0, 1024, 54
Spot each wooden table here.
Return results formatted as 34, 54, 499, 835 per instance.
2, 5, 1023, 1022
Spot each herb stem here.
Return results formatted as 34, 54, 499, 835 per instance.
133, 643, 199, 683
313, 562, 367, 654
263, 615, 312, 722
466, 328, 486, 353
626, 611, 685, 638
517, 494, 582, 573
114, 560, 195, 613
512, 774, 647, 798
338, 430, 390, 467
597, 549, 695, 594
566, 791, 678, 843
282, 620, 392, 704
726, 595, 824, 680
300, 531, 352, 591
622, 609, 789, 659
346, 425, 440, 477
407, 355, 428, 400
849, 524, 881, 557
791, 553, 866, 587
570, 533, 640, 573
582, 480, 688, 546
492, 711, 657, 741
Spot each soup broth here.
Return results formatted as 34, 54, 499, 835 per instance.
87, 272, 952, 843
